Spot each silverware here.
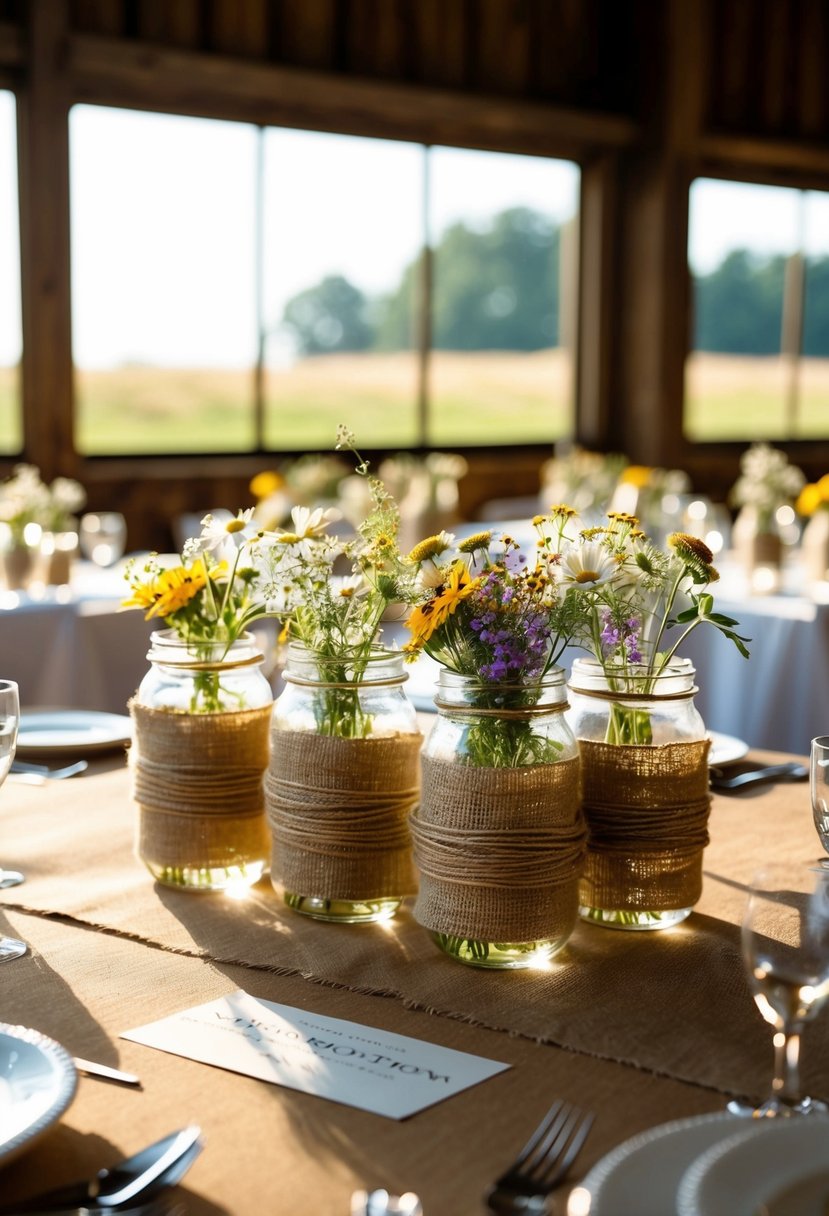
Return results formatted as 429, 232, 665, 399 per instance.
24, 1200, 185, 1216
0, 1126, 202, 1214
10, 759, 89, 781
484, 1099, 594, 1213
710, 761, 808, 791
72, 1057, 142, 1088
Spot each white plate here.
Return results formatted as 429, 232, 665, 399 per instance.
569, 1113, 749, 1216
708, 731, 750, 767
0, 1023, 77, 1167
16, 710, 132, 757
677, 1115, 829, 1216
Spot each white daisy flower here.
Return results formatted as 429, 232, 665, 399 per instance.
558, 541, 618, 588
192, 509, 256, 554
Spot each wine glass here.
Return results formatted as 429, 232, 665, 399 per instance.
79, 512, 127, 568
0, 679, 25, 961
811, 736, 829, 862
728, 862, 829, 1116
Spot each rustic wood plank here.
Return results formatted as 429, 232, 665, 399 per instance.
796, 0, 828, 138
137, 0, 202, 47
65, 31, 640, 155
69, 0, 125, 36
207, 0, 269, 59
405, 0, 467, 89
757, 0, 793, 135
707, 0, 755, 132
273, 0, 337, 70
473, 0, 531, 96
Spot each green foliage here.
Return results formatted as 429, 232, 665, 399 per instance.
281, 274, 374, 355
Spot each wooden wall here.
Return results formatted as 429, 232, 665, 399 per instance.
0, 0, 827, 547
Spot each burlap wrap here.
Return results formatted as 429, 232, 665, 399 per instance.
265, 729, 422, 900
130, 701, 272, 870
578, 738, 711, 911
412, 754, 585, 942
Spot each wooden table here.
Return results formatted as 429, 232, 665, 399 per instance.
0, 752, 824, 1215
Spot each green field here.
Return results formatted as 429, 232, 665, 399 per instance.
0, 351, 826, 455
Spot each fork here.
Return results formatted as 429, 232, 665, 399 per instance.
484, 1099, 594, 1213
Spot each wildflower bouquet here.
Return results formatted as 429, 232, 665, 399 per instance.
260, 427, 420, 738
558, 512, 750, 743
404, 516, 583, 766
0, 464, 86, 543
730, 442, 805, 531
122, 510, 275, 711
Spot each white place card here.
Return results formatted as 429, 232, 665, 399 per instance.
122, 989, 510, 1119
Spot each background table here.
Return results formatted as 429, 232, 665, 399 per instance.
1, 751, 826, 1215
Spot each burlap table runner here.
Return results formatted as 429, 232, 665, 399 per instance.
4, 758, 829, 1108
579, 738, 711, 911
412, 754, 585, 942
131, 701, 272, 873
265, 729, 422, 900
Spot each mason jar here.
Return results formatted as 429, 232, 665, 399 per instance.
131, 630, 273, 891
267, 645, 422, 923
567, 656, 710, 930
412, 667, 585, 969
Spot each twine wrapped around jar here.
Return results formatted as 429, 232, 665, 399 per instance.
412, 754, 585, 943
131, 701, 272, 876
265, 730, 422, 901
578, 738, 711, 912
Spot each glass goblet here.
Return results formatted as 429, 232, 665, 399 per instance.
811, 736, 829, 862
728, 862, 829, 1117
79, 512, 127, 568
0, 679, 25, 961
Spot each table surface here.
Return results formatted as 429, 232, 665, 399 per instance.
1, 746, 825, 1215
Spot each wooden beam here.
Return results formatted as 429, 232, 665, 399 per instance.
65, 32, 640, 159
575, 153, 618, 448
17, 0, 75, 481
699, 132, 829, 186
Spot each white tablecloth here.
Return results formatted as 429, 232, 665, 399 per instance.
0, 563, 155, 714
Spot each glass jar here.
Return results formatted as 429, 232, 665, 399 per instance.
132, 630, 273, 891
267, 645, 421, 923
413, 668, 584, 969
567, 656, 710, 931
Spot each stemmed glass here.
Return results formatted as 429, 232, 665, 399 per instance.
728, 862, 829, 1116
0, 679, 25, 961
810, 736, 829, 862
79, 512, 127, 568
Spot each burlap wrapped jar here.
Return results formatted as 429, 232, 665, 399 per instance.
411, 668, 586, 969
265, 644, 422, 924
567, 656, 711, 930
130, 630, 273, 891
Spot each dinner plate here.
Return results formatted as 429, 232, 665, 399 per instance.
677, 1115, 829, 1216
569, 1112, 749, 1216
0, 1023, 77, 1167
16, 710, 132, 757
707, 731, 750, 767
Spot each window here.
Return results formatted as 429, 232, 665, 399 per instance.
70, 105, 258, 454
685, 178, 829, 442
69, 104, 580, 455
0, 90, 22, 454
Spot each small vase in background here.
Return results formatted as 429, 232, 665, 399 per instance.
731, 504, 783, 593
266, 645, 422, 923
568, 657, 710, 931
131, 630, 273, 891
36, 529, 79, 586
801, 510, 829, 586
0, 528, 38, 591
